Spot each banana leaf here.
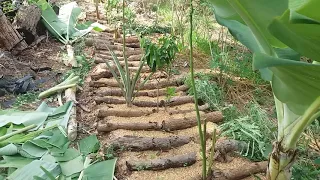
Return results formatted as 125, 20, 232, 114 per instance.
36, 1, 106, 44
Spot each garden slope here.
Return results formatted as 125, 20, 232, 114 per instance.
77, 1, 267, 179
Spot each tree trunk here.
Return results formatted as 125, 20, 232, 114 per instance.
0, 10, 28, 54
12, 5, 41, 45
266, 142, 296, 180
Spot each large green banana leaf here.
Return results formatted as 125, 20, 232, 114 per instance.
37, 1, 104, 44
208, 0, 320, 115
269, 0, 320, 62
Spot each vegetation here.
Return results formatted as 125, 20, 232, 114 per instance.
209, 0, 320, 179
1, 0, 320, 179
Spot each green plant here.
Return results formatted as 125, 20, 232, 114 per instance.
36, 0, 102, 45
209, 1, 320, 179
165, 87, 176, 101
186, 74, 223, 111
220, 103, 276, 161
105, 1, 152, 107
142, 35, 179, 75
13, 92, 39, 108
189, 0, 207, 179
63, 55, 93, 85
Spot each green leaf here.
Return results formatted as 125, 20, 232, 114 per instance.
0, 110, 48, 129
47, 129, 68, 148
0, 144, 18, 156
79, 135, 100, 156
8, 160, 60, 180
82, 159, 117, 180
37, 1, 95, 44
59, 156, 84, 176
209, 0, 287, 50
268, 0, 320, 61
253, 53, 320, 114
53, 148, 80, 162
40, 166, 57, 180
58, 2, 81, 41
22, 141, 47, 158
0, 156, 33, 168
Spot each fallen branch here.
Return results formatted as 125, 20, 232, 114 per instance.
97, 111, 223, 132
126, 152, 196, 171
109, 136, 191, 151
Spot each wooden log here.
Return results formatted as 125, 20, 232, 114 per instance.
98, 121, 160, 132
96, 49, 141, 56
128, 54, 143, 61
97, 111, 223, 132
114, 42, 140, 48
161, 111, 223, 131
95, 96, 194, 107
213, 161, 268, 180
95, 97, 164, 107
0, 10, 28, 54
126, 153, 197, 171
96, 85, 189, 97
115, 37, 139, 43
109, 136, 191, 151
167, 103, 209, 115
98, 108, 157, 117
214, 139, 247, 163
94, 57, 142, 67
12, 5, 41, 45
90, 77, 185, 90
85, 38, 113, 47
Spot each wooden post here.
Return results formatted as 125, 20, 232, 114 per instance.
0, 9, 28, 54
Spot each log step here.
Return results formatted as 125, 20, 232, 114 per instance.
97, 111, 223, 132
126, 152, 197, 171
108, 135, 191, 151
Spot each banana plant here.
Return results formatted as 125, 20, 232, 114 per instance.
208, 0, 320, 179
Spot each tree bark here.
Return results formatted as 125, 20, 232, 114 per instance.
109, 136, 191, 151
97, 111, 223, 132
0, 10, 28, 54
126, 152, 197, 171
212, 161, 268, 180
12, 5, 41, 45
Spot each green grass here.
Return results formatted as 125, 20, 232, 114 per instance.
185, 72, 223, 111
220, 103, 276, 161
12, 92, 39, 108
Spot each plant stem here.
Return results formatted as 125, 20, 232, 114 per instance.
122, 0, 131, 106
0, 124, 37, 142
189, 1, 206, 179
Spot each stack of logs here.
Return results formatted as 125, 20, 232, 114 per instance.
85, 29, 268, 179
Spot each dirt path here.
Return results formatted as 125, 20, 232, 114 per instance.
76, 1, 267, 180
